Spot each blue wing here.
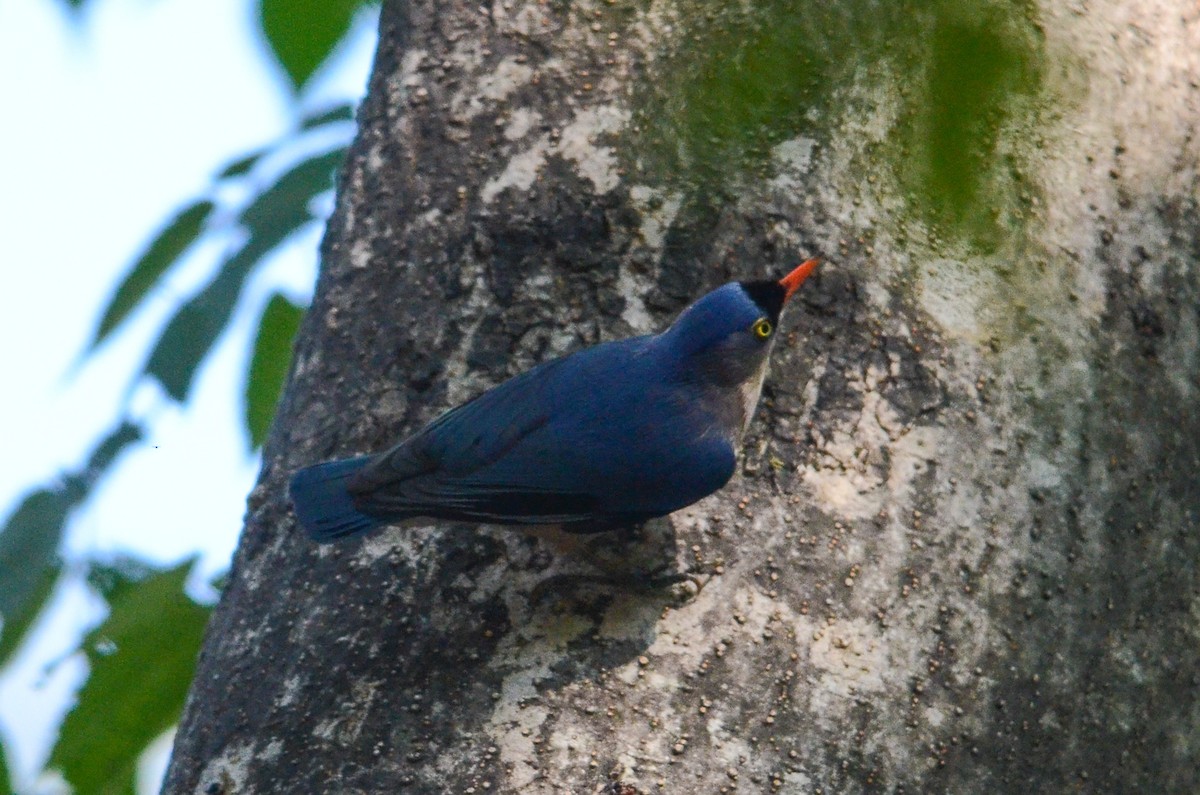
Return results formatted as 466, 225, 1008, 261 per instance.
347, 337, 736, 529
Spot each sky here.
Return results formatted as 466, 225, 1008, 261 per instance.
0, 0, 377, 790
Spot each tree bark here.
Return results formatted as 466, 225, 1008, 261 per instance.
165, 1, 1200, 792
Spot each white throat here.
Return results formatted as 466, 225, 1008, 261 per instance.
738, 357, 771, 437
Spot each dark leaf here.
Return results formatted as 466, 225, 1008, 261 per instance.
0, 740, 10, 795
86, 556, 159, 602
260, 0, 363, 91
301, 102, 355, 130
245, 293, 305, 448
0, 565, 58, 670
241, 149, 345, 241
218, 105, 354, 181
90, 202, 214, 350
143, 149, 344, 401
209, 569, 230, 595
217, 148, 267, 180
49, 560, 210, 795
0, 422, 141, 667
141, 261, 255, 402
0, 491, 77, 621
82, 422, 144, 482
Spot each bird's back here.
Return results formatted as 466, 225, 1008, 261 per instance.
346, 335, 737, 530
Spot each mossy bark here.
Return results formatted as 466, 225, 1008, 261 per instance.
164, 1, 1200, 792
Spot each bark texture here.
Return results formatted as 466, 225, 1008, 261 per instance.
165, 1, 1200, 792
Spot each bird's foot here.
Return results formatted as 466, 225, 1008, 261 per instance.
530, 565, 707, 607
527, 516, 707, 605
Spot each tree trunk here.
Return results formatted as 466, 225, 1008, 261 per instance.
164, 1, 1200, 792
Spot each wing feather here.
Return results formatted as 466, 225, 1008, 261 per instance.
346, 337, 736, 526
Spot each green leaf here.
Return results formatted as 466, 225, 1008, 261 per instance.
90, 202, 214, 350
82, 422, 145, 481
143, 149, 344, 401
217, 104, 354, 181
209, 569, 230, 596
241, 149, 345, 241
260, 0, 364, 91
141, 261, 256, 403
301, 102, 355, 130
216, 148, 267, 180
0, 422, 141, 668
245, 294, 305, 449
0, 739, 11, 795
86, 556, 159, 602
0, 564, 59, 670
0, 491, 77, 623
49, 560, 210, 795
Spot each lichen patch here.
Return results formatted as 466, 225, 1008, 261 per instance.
482, 106, 630, 202
450, 57, 535, 121
503, 107, 541, 141
481, 135, 549, 203
770, 136, 817, 190
628, 184, 683, 253
802, 616, 889, 695
615, 265, 656, 333
916, 257, 999, 341
192, 741, 256, 795
556, 106, 629, 193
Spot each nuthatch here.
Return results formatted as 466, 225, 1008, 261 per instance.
290, 259, 818, 541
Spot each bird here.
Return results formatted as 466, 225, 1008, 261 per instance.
290, 259, 818, 543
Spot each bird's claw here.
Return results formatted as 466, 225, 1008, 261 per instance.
529, 566, 706, 608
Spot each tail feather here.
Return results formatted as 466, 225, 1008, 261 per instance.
289, 456, 383, 542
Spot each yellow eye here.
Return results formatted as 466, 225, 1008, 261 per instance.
752, 318, 772, 339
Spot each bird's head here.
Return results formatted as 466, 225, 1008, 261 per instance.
662, 259, 818, 386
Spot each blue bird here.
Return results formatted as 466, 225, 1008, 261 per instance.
290, 259, 818, 542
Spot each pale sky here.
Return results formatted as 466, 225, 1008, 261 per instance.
0, 0, 377, 789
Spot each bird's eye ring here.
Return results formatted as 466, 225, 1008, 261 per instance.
752, 318, 772, 339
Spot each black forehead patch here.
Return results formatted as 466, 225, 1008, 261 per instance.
739, 280, 786, 321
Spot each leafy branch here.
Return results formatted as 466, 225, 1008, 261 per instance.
0, 1, 376, 792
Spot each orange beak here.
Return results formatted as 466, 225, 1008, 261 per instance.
779, 258, 819, 304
